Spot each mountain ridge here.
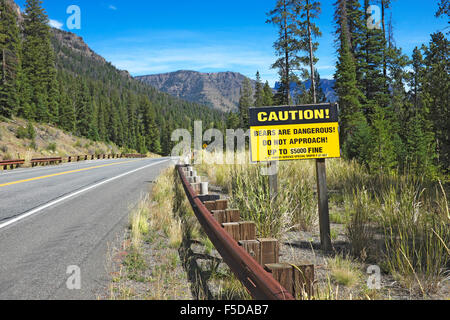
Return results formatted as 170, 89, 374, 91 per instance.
136, 70, 256, 112
137, 70, 337, 112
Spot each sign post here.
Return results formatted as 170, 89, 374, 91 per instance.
249, 103, 339, 251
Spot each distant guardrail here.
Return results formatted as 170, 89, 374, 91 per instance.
31, 157, 63, 167
0, 153, 148, 171
0, 159, 25, 170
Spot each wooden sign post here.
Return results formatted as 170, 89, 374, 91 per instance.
249, 103, 339, 251
316, 158, 332, 251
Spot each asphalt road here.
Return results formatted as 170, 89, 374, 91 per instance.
0, 157, 175, 300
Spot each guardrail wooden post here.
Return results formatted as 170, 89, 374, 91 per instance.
204, 201, 216, 211
222, 222, 241, 242
212, 209, 240, 224
259, 238, 279, 266
225, 209, 240, 223
265, 263, 293, 296
212, 210, 226, 224
216, 199, 228, 211
239, 221, 256, 241
239, 240, 261, 265
316, 159, 332, 252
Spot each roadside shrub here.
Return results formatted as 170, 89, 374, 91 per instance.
15, 121, 36, 140
16, 126, 28, 139
2, 153, 13, 160
46, 142, 57, 152
26, 121, 36, 140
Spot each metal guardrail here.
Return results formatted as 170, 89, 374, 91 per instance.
176, 164, 295, 301
0, 159, 25, 169
1, 154, 149, 171
31, 157, 63, 167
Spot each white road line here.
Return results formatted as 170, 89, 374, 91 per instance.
0, 159, 171, 231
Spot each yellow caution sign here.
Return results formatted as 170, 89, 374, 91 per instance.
249, 104, 341, 162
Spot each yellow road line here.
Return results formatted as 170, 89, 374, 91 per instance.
0, 159, 143, 188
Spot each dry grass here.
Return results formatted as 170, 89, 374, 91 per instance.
327, 255, 363, 288
106, 168, 192, 300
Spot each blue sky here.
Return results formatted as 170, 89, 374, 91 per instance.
16, 0, 448, 86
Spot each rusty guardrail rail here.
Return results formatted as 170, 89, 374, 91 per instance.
1, 153, 148, 171
176, 164, 294, 300
0, 159, 25, 170
31, 157, 63, 167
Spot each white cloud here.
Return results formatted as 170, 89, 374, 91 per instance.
108, 5, 117, 10
48, 19, 64, 30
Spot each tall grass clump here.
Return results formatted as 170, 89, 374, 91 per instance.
345, 188, 377, 260
379, 182, 449, 294
229, 162, 293, 238
282, 161, 317, 231
129, 197, 150, 250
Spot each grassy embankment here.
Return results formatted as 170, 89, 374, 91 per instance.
196, 151, 449, 299
0, 117, 122, 162
0, 117, 163, 164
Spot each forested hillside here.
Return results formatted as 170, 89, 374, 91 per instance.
0, 0, 225, 156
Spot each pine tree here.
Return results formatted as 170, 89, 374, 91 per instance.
422, 32, 449, 172
334, 0, 367, 159
267, 0, 302, 105
360, 0, 389, 116
254, 71, 264, 107
384, 18, 409, 165
314, 70, 327, 103
368, 105, 398, 172
97, 101, 107, 141
405, 112, 436, 178
75, 80, 91, 137
238, 78, 253, 129
293, 0, 322, 103
436, 0, 449, 19
262, 81, 274, 106
22, 0, 58, 123
408, 47, 425, 113
380, 0, 392, 82
0, 0, 21, 118
88, 100, 99, 141
226, 111, 240, 129
57, 78, 76, 132
346, 0, 366, 85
